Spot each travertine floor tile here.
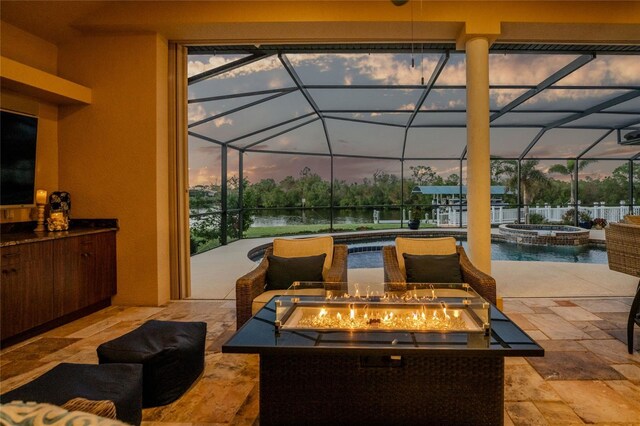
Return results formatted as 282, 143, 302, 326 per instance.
504, 363, 561, 402
553, 300, 578, 307
572, 299, 632, 313
593, 312, 629, 328
503, 300, 535, 314
505, 401, 548, 425
507, 313, 538, 330
523, 314, 591, 340
578, 339, 640, 364
548, 306, 602, 322
538, 340, 586, 352
505, 357, 529, 366
526, 351, 623, 381
520, 299, 559, 308
527, 330, 549, 341
612, 364, 640, 382
534, 401, 583, 425
1, 298, 638, 425
1, 338, 79, 362
504, 409, 516, 426
550, 380, 640, 424
605, 379, 640, 403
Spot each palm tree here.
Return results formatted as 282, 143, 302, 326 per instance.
492, 159, 550, 223
548, 159, 598, 204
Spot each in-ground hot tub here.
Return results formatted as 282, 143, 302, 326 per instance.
498, 224, 590, 246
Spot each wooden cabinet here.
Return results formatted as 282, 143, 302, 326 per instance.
1, 230, 116, 343
53, 232, 116, 316
1, 242, 55, 341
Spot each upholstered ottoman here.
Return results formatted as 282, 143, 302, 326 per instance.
0, 363, 143, 425
97, 320, 207, 407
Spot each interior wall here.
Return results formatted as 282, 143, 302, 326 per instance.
0, 21, 59, 223
57, 33, 170, 306
1, 21, 57, 74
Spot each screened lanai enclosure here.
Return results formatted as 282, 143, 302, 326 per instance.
186, 45, 640, 254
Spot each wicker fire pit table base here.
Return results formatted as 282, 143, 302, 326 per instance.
223, 287, 542, 426
261, 353, 503, 425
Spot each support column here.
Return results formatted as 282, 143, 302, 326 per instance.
465, 37, 491, 274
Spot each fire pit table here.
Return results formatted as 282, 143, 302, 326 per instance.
223, 282, 543, 425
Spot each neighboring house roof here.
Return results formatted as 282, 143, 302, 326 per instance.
411, 185, 511, 195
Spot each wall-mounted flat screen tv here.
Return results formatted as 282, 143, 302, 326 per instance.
1, 110, 38, 207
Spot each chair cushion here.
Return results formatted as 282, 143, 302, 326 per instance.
273, 236, 334, 279
266, 253, 326, 290
0, 363, 143, 425
395, 237, 457, 278
403, 253, 463, 283
252, 288, 326, 314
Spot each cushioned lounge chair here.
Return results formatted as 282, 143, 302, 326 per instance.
382, 238, 496, 305
235, 237, 348, 328
624, 215, 640, 225
605, 222, 640, 354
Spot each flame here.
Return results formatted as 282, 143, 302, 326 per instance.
295, 306, 468, 331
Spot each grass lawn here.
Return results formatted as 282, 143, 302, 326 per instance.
192, 222, 437, 255
243, 222, 434, 239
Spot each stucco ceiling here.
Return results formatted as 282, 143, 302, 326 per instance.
0, 1, 109, 43
2, 1, 639, 46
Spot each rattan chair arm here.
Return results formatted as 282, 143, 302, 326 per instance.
235, 247, 270, 328
457, 246, 497, 305
383, 246, 406, 284
326, 244, 348, 282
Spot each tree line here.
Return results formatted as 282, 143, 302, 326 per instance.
189, 160, 638, 253
191, 161, 638, 211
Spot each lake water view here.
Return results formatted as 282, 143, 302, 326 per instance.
249, 208, 403, 227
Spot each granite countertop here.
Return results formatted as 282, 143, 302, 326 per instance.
0, 219, 118, 247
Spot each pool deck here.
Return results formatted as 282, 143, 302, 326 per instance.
189, 227, 637, 300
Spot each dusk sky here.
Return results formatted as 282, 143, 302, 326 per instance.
187, 52, 639, 187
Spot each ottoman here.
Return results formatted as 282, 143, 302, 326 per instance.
0, 363, 143, 425
97, 320, 207, 407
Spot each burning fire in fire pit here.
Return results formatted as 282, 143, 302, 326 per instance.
289, 302, 471, 331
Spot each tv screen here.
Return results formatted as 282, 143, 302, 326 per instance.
1, 110, 38, 207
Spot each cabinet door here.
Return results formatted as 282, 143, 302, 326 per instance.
94, 232, 117, 301
54, 235, 96, 316
53, 232, 116, 316
1, 242, 54, 340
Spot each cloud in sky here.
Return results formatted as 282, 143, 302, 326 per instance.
187, 52, 639, 185
188, 104, 234, 127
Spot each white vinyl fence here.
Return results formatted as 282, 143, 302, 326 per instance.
439, 202, 640, 227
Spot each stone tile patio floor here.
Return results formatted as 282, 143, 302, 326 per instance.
1, 297, 639, 425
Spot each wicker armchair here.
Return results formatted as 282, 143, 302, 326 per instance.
624, 215, 640, 225
605, 222, 640, 354
235, 244, 348, 328
383, 245, 497, 305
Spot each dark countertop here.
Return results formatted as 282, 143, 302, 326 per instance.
1, 219, 118, 247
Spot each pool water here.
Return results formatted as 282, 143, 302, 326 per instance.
348, 240, 608, 269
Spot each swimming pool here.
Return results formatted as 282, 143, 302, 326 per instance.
348, 239, 608, 269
